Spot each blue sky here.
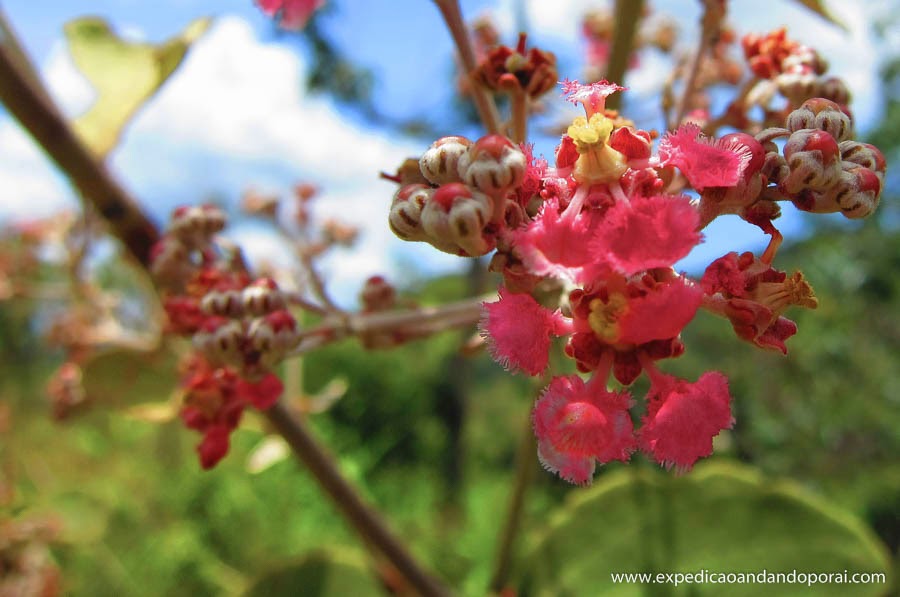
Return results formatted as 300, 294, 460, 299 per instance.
0, 0, 892, 300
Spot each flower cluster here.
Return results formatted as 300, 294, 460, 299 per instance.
151, 205, 300, 468
387, 76, 886, 484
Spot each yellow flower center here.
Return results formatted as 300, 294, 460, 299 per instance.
587, 293, 629, 343
566, 114, 627, 185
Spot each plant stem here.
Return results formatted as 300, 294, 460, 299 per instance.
265, 403, 452, 597
605, 0, 645, 111
432, 0, 501, 134
0, 10, 159, 267
672, 0, 721, 128
488, 404, 537, 593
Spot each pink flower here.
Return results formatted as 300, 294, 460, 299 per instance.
533, 375, 635, 485
615, 277, 703, 346
658, 124, 755, 191
561, 78, 626, 117
511, 196, 607, 283
639, 372, 733, 471
589, 194, 701, 275
256, 0, 325, 30
480, 287, 570, 376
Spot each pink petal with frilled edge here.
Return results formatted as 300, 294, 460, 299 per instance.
512, 198, 605, 283
533, 375, 635, 484
560, 79, 627, 116
639, 372, 733, 472
480, 288, 568, 376
590, 194, 701, 276
617, 277, 703, 345
658, 124, 753, 191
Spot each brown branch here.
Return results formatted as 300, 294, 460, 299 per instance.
0, 10, 159, 267
605, 0, 645, 111
672, 0, 722, 128
433, 0, 501, 134
265, 403, 452, 597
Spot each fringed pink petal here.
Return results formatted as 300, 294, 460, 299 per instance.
658, 123, 753, 191
617, 277, 703, 345
480, 287, 566, 376
590, 194, 701, 275
639, 371, 734, 472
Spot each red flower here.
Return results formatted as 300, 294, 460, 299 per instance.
533, 375, 635, 485
639, 372, 733, 472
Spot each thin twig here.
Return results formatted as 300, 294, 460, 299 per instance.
432, 0, 501, 134
265, 403, 452, 597
488, 406, 538, 594
672, 0, 721, 128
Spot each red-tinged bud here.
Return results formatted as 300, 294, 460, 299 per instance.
786, 98, 853, 142
839, 141, 886, 174
422, 183, 494, 256
781, 129, 842, 194
150, 236, 192, 286
818, 77, 851, 105
556, 135, 579, 170
388, 184, 432, 242
247, 310, 300, 368
457, 134, 526, 195
776, 71, 818, 105
242, 278, 285, 316
201, 289, 244, 318
801, 165, 881, 219
721, 132, 767, 174
360, 275, 396, 312
196, 319, 245, 366
419, 136, 472, 186
608, 126, 652, 160
170, 204, 226, 247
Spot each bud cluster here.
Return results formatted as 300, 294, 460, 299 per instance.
775, 99, 884, 220
151, 205, 298, 468
389, 134, 526, 257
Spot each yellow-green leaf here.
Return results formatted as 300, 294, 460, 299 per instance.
789, 0, 848, 31
65, 16, 212, 156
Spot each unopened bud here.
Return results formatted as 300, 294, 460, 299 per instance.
242, 278, 286, 316
170, 204, 226, 247
388, 184, 432, 242
419, 136, 472, 186
422, 183, 494, 257
360, 276, 396, 312
201, 289, 245, 318
781, 129, 842, 194
196, 319, 245, 366
457, 135, 526, 195
247, 310, 299, 368
786, 98, 852, 142
607, 126, 652, 160
839, 141, 886, 175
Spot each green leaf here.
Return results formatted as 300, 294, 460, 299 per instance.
519, 461, 892, 596
243, 550, 386, 597
789, 0, 848, 31
64, 16, 211, 156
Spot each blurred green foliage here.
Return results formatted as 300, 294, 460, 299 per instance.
2, 212, 898, 595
